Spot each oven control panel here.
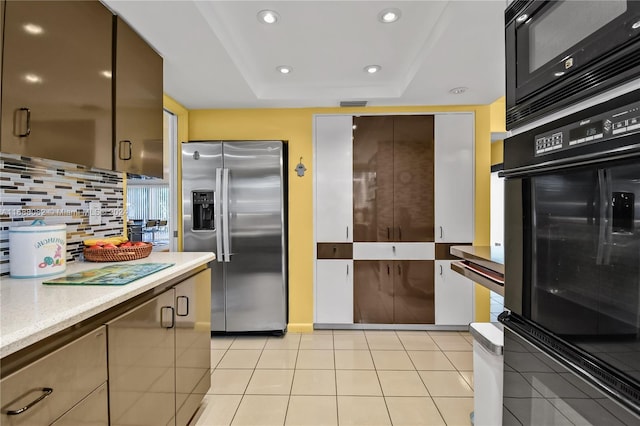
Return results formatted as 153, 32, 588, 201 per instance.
534, 100, 640, 156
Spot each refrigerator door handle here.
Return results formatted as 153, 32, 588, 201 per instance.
222, 168, 231, 263
215, 168, 223, 263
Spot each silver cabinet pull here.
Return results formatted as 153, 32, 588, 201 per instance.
160, 306, 175, 328
13, 107, 31, 137
6, 387, 53, 415
346, 264, 349, 276
176, 296, 189, 317
439, 226, 443, 239
439, 265, 443, 276
118, 140, 132, 160
392, 245, 396, 254
346, 226, 349, 239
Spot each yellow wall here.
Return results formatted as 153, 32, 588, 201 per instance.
490, 96, 506, 166
189, 105, 492, 331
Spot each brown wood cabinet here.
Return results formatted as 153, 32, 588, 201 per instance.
354, 260, 434, 324
1, 0, 113, 169
353, 115, 434, 242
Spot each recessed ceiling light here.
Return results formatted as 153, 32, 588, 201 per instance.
24, 73, 43, 84
516, 14, 528, 23
449, 87, 467, 94
276, 65, 292, 74
258, 10, 280, 24
100, 70, 112, 79
378, 8, 401, 24
23, 23, 44, 35
364, 65, 381, 74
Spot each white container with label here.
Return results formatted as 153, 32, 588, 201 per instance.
9, 220, 67, 278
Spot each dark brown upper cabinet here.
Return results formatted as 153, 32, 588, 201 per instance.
353, 115, 434, 242
114, 17, 163, 178
1, 1, 113, 169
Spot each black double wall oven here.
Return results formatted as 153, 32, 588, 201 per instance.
505, 0, 640, 129
501, 89, 640, 424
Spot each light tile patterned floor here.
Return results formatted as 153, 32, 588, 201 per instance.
191, 330, 474, 426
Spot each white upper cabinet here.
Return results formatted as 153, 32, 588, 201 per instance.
434, 114, 475, 243
315, 115, 353, 242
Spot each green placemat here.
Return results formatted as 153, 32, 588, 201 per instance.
43, 263, 175, 286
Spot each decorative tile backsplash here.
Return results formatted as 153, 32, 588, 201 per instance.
0, 153, 124, 276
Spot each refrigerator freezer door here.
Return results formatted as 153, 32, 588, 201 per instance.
223, 142, 287, 332
181, 142, 226, 331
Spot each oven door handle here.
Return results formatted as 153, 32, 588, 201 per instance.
596, 169, 613, 265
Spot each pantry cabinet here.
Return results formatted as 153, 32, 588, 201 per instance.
0, 0, 113, 169
314, 112, 474, 327
315, 115, 353, 242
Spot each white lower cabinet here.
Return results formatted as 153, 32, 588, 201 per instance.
435, 260, 475, 325
316, 260, 353, 324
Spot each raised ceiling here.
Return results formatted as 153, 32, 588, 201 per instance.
102, 0, 505, 109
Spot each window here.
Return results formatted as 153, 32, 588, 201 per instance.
126, 183, 170, 244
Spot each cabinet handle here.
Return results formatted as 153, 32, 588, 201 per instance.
387, 264, 390, 275
13, 107, 31, 137
5, 387, 53, 415
439, 226, 443, 239
397, 264, 402, 275
118, 140, 132, 160
346, 264, 349, 276
161, 306, 175, 328
440, 265, 443, 276
346, 226, 349, 239
176, 296, 189, 317
392, 245, 396, 254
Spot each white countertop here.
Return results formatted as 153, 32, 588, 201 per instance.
0, 252, 215, 358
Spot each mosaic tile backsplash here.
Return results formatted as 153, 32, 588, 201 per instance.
1, 153, 124, 276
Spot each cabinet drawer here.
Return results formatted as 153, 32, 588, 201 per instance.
317, 243, 353, 259
353, 243, 434, 260
51, 383, 108, 426
0, 326, 107, 426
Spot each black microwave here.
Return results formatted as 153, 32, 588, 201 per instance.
506, 0, 640, 130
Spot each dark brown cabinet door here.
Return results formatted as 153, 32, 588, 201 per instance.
1, 1, 113, 169
354, 260, 435, 324
353, 115, 434, 242
393, 116, 434, 241
393, 260, 435, 324
114, 17, 163, 178
353, 116, 394, 242
354, 260, 393, 323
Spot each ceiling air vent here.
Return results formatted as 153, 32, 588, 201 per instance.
340, 101, 367, 107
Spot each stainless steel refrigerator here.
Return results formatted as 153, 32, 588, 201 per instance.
181, 141, 287, 333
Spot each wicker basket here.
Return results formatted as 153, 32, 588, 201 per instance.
83, 243, 153, 262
